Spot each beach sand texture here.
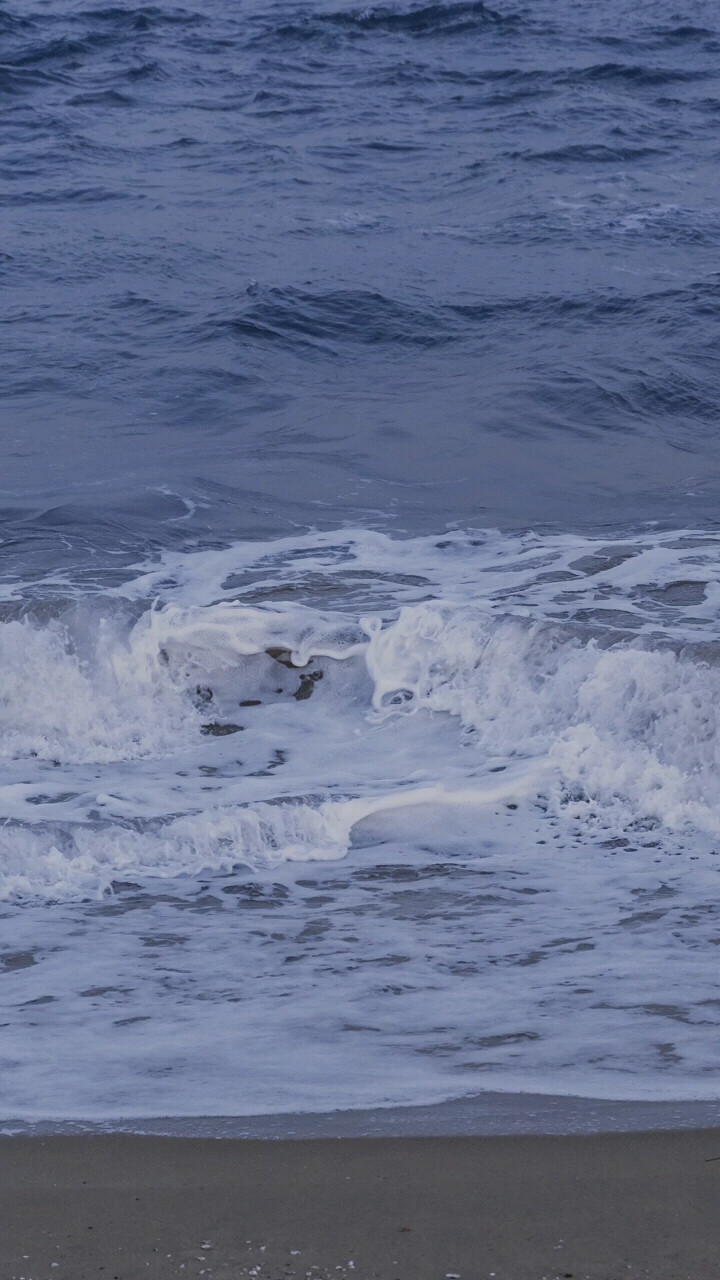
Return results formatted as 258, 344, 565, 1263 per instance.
2, 1131, 720, 1280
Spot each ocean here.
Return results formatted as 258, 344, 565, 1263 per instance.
3, 0, 720, 1124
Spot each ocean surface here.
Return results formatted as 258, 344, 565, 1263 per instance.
3, 0, 720, 1122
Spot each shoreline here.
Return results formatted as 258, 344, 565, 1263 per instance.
3, 1129, 720, 1279
5, 1089, 720, 1139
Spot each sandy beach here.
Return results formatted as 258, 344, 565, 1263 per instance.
2, 1129, 720, 1280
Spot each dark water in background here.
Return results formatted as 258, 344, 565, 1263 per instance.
4, 0, 720, 566
5, 2, 720, 1121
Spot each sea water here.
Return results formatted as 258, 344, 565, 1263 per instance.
3, 0, 720, 1120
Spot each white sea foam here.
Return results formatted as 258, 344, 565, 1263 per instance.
3, 527, 720, 1114
0, 611, 196, 765
0, 767, 545, 900
2, 527, 720, 896
115, 524, 720, 639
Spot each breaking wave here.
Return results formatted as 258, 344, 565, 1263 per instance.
3, 527, 720, 899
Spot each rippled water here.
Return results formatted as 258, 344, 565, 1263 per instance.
3, 0, 720, 1121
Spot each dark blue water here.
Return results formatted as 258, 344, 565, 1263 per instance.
6, 2, 720, 1122
4, 0, 720, 571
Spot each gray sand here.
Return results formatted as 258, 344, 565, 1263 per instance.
3, 1130, 720, 1279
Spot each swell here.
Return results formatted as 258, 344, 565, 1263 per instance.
213, 287, 455, 352
509, 144, 666, 165
318, 0, 508, 34
563, 62, 714, 88
199, 281, 720, 358
0, 5, 193, 98
261, 0, 513, 44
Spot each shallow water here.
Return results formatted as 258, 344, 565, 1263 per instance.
3, 0, 720, 1120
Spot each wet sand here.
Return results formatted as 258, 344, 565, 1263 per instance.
2, 1130, 720, 1280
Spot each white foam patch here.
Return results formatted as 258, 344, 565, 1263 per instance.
364, 604, 720, 832
0, 767, 543, 901
0, 613, 195, 764
115, 525, 720, 640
